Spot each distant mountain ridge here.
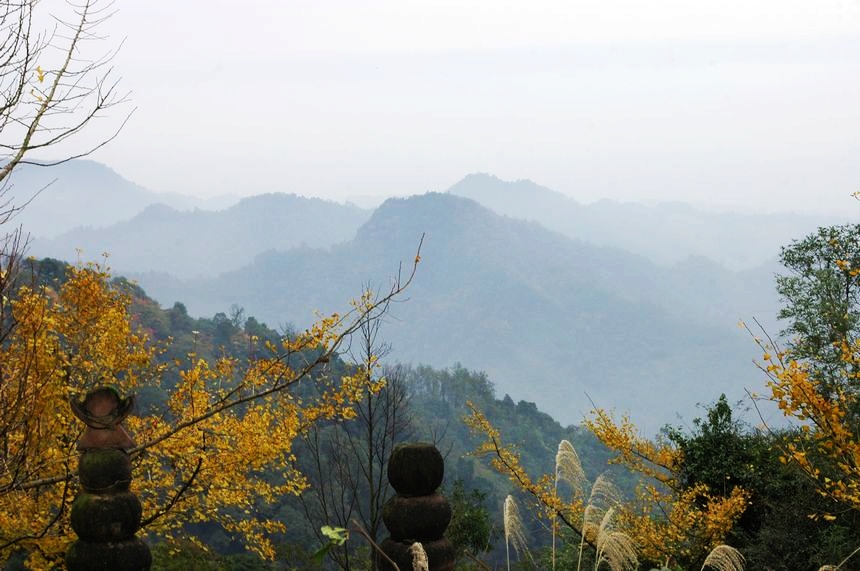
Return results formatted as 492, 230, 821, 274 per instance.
18, 160, 844, 277
134, 193, 774, 430
448, 173, 856, 270
18, 162, 804, 429
8, 160, 238, 238
32, 193, 372, 278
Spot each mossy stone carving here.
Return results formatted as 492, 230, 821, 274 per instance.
379, 443, 454, 570
387, 443, 444, 496
79, 448, 132, 492
382, 493, 452, 541
65, 537, 152, 571
70, 491, 142, 542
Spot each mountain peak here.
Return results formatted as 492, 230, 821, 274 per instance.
356, 192, 490, 246
137, 203, 179, 218
449, 172, 564, 198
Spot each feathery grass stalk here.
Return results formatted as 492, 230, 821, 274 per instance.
555, 440, 587, 570
700, 545, 745, 571
578, 473, 621, 571
504, 495, 530, 571
593, 507, 638, 571
410, 542, 429, 571
556, 440, 588, 492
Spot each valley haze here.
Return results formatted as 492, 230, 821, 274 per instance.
18, 160, 860, 432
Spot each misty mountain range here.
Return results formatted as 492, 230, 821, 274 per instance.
19, 160, 859, 429
26, 164, 854, 275
7, 160, 238, 239
133, 193, 771, 430
35, 194, 370, 279
449, 173, 855, 270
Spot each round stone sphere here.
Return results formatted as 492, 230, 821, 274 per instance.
383, 493, 452, 541
79, 448, 132, 492
70, 491, 142, 542
66, 537, 152, 571
387, 443, 444, 496
376, 537, 455, 571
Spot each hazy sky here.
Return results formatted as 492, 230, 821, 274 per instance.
45, 0, 860, 214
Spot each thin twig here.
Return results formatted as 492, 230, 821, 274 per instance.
139, 457, 203, 527
350, 519, 399, 571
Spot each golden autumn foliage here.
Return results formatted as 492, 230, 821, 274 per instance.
0, 257, 417, 569
585, 409, 748, 566
464, 402, 585, 533
762, 210, 860, 516
755, 335, 860, 513
465, 402, 747, 568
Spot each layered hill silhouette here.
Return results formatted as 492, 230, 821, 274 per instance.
34, 194, 371, 278
134, 193, 775, 429
20, 161, 811, 428
8, 160, 237, 238
449, 173, 856, 270
24, 160, 842, 286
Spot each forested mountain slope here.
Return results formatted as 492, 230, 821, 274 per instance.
135, 193, 771, 429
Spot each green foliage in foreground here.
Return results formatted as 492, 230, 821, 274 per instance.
445, 480, 495, 561
777, 223, 860, 393
668, 395, 860, 570
150, 540, 321, 570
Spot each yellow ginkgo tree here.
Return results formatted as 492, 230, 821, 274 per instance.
0, 249, 420, 569
465, 402, 747, 569
584, 409, 748, 567
753, 334, 860, 512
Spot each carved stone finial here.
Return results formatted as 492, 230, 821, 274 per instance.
377, 443, 455, 571
70, 387, 136, 450
66, 386, 151, 571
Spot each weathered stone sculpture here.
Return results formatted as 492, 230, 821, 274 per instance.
377, 443, 454, 571
65, 387, 152, 571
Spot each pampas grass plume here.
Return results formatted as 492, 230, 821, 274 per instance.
593, 507, 638, 571
583, 474, 622, 541
409, 542, 429, 571
554, 439, 587, 570
556, 439, 587, 495
701, 545, 745, 571
504, 495, 531, 570
577, 473, 624, 571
